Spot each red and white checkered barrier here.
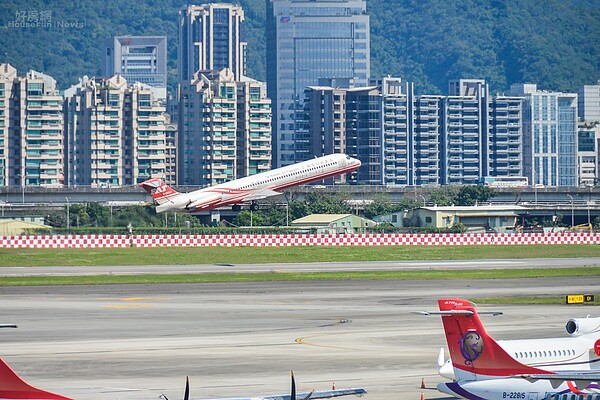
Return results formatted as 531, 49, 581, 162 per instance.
0, 233, 599, 248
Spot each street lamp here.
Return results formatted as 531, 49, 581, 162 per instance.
65, 197, 70, 233
567, 194, 574, 227
285, 202, 289, 227
418, 195, 426, 207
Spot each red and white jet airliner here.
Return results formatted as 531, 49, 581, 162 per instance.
140, 154, 361, 213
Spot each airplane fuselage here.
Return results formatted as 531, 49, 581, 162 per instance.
438, 377, 600, 400
155, 154, 361, 213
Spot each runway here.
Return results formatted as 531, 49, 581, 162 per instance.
2, 257, 600, 276
1, 261, 600, 399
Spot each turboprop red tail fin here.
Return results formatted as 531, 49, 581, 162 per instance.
0, 358, 73, 399
139, 178, 180, 205
437, 298, 550, 380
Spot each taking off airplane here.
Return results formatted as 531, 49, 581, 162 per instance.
140, 154, 361, 213
422, 298, 600, 400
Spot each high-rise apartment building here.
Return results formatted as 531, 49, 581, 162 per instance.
236, 78, 272, 178
578, 83, 600, 122
0, 64, 16, 187
442, 80, 488, 185
411, 95, 443, 186
345, 87, 381, 184
488, 96, 524, 178
178, 69, 271, 186
379, 82, 410, 185
511, 83, 578, 187
165, 122, 177, 185
303, 78, 524, 186
0, 64, 64, 188
303, 85, 348, 157
64, 75, 168, 187
577, 125, 600, 186
104, 36, 168, 102
266, 0, 370, 167
178, 4, 246, 82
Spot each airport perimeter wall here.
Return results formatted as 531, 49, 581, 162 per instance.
0, 232, 599, 248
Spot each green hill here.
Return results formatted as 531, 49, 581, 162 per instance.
0, 0, 598, 94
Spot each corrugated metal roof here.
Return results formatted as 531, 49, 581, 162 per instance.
0, 220, 46, 235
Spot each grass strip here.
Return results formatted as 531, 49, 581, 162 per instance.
0, 244, 599, 267
2, 267, 600, 286
474, 296, 600, 305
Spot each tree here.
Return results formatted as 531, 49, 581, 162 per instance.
429, 186, 462, 206
363, 193, 420, 219
304, 192, 352, 215
428, 185, 496, 207
455, 186, 496, 206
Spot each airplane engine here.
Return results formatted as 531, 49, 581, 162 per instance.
565, 316, 600, 336
185, 192, 222, 210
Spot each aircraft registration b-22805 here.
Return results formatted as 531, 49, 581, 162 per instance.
139, 154, 361, 213
419, 298, 600, 400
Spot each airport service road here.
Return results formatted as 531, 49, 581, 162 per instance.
1, 257, 600, 276
1, 276, 600, 400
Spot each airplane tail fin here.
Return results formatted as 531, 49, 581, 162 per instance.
139, 178, 180, 205
0, 358, 73, 400
437, 298, 550, 381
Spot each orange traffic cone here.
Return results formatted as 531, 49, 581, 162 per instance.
421, 378, 425, 389
420, 392, 425, 400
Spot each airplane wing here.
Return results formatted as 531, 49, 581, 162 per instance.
240, 189, 283, 202
201, 388, 367, 400
166, 372, 365, 400
414, 310, 503, 316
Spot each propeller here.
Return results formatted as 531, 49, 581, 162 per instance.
290, 371, 313, 400
291, 371, 296, 400
184, 376, 189, 400
159, 376, 189, 400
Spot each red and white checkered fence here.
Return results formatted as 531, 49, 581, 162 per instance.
0, 232, 599, 248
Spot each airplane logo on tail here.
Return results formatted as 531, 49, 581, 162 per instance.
460, 331, 484, 363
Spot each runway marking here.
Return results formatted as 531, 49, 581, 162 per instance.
102, 304, 155, 309
295, 333, 357, 350
97, 297, 170, 301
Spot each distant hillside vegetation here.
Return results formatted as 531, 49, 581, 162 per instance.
0, 0, 598, 94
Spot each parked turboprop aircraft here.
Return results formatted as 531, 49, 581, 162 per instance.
421, 298, 600, 400
0, 357, 365, 400
139, 154, 361, 213
163, 372, 366, 400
